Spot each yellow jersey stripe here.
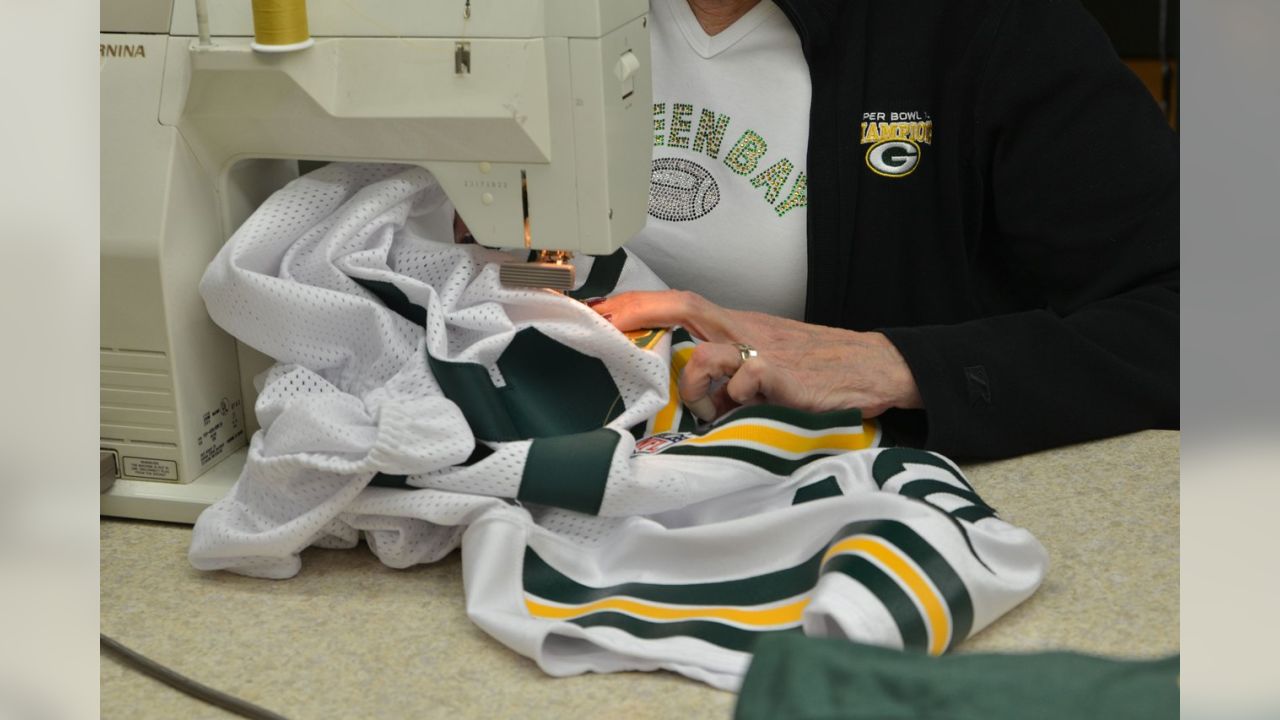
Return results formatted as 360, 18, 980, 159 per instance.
682, 423, 877, 455
823, 536, 950, 655
525, 594, 809, 628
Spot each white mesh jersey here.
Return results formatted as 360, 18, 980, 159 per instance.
191, 163, 1048, 691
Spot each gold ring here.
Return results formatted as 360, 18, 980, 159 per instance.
733, 343, 758, 364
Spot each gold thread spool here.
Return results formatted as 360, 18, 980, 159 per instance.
251, 0, 314, 53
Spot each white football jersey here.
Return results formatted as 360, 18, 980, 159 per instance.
191, 163, 1047, 691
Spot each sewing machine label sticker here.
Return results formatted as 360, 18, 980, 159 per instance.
197, 397, 245, 467
122, 457, 178, 481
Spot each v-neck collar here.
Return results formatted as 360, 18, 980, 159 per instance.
662, 0, 782, 59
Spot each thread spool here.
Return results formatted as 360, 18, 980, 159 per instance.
251, 0, 314, 53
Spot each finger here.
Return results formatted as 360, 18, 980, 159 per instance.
680, 344, 734, 401
678, 343, 747, 411
725, 357, 772, 406
709, 383, 738, 418
685, 395, 718, 423
686, 376, 737, 420
588, 290, 727, 341
687, 377, 738, 422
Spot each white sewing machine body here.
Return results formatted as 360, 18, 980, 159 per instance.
100, 0, 653, 522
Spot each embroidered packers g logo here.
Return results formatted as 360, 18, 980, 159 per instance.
866, 140, 920, 178
860, 111, 933, 180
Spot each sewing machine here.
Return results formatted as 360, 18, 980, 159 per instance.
100, 0, 653, 522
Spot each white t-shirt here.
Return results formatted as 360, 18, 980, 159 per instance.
627, 0, 812, 320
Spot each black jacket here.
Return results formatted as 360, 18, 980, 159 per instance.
771, 0, 1179, 459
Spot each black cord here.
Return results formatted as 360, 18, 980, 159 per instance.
101, 634, 289, 720
1157, 0, 1175, 125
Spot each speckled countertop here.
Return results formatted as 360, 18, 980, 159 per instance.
101, 430, 1179, 719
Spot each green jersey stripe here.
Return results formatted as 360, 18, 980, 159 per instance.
519, 429, 620, 515
822, 554, 929, 652
896, 481, 995, 514
951, 505, 997, 523
792, 477, 844, 505
869, 448, 999, 571
872, 448, 976, 494
524, 518, 973, 653
530, 554, 927, 654
524, 547, 823, 607
835, 520, 975, 651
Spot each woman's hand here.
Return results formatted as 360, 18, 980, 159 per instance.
589, 290, 923, 421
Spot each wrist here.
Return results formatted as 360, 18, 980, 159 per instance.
864, 332, 923, 410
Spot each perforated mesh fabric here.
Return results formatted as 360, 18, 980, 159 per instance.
189, 163, 1047, 692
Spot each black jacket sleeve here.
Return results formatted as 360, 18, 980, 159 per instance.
879, 0, 1179, 459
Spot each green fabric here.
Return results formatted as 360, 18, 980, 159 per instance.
426, 328, 626, 442
354, 276, 427, 326
792, 477, 843, 505
871, 448, 972, 490
518, 428, 620, 514
350, 277, 626, 443
869, 446, 998, 572
566, 248, 628, 301
735, 635, 1179, 720
369, 445, 494, 489
495, 329, 626, 436
523, 545, 827, 607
